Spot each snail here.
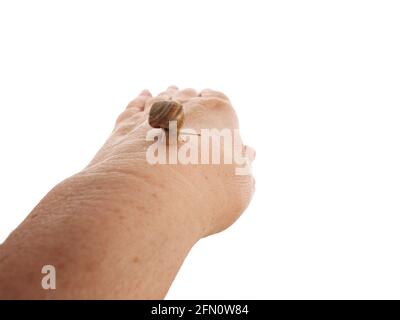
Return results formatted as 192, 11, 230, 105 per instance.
149, 100, 185, 133
148, 100, 200, 140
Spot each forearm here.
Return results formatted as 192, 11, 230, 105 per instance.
0, 170, 200, 299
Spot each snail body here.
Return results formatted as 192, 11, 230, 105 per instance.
149, 100, 184, 133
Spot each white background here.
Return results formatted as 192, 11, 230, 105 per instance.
0, 0, 399, 299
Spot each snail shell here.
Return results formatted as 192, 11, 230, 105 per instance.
148, 100, 185, 132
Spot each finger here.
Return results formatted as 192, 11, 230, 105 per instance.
173, 88, 198, 103
199, 88, 230, 101
157, 85, 179, 99
126, 89, 152, 112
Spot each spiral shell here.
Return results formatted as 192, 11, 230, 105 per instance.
148, 100, 185, 132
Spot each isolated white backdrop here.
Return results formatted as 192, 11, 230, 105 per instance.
1, 0, 400, 299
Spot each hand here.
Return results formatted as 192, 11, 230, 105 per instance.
86, 86, 256, 237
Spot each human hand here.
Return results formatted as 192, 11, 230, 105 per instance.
86, 86, 256, 237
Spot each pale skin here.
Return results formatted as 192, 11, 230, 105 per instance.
0, 86, 255, 299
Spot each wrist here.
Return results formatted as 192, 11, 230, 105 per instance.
70, 167, 205, 241
0, 168, 201, 299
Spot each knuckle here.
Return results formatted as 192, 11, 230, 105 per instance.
176, 88, 197, 97
203, 96, 231, 107
200, 89, 230, 101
